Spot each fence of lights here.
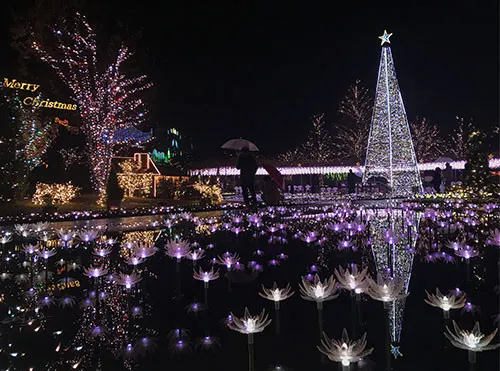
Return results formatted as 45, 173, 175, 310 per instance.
189, 159, 500, 177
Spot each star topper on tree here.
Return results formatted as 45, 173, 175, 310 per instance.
379, 30, 393, 45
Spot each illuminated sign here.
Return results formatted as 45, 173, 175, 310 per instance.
23, 96, 77, 110
55, 117, 79, 133
3, 78, 40, 92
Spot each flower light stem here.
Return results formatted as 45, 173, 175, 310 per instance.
443, 309, 450, 320
204, 282, 209, 306
468, 349, 476, 364
247, 333, 255, 371
175, 259, 182, 299
275, 306, 281, 335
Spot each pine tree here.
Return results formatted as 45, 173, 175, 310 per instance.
0, 91, 57, 199
464, 126, 493, 190
363, 31, 422, 195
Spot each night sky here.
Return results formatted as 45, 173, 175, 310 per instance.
2, 1, 499, 158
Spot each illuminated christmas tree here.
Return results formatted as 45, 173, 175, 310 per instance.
31, 12, 151, 200
363, 31, 422, 195
0, 91, 57, 199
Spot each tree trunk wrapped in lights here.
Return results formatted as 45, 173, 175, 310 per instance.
31, 12, 151, 201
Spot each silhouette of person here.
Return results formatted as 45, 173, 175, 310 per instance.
433, 167, 442, 192
347, 169, 356, 194
236, 147, 258, 205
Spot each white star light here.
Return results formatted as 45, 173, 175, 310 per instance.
379, 30, 393, 45
390, 344, 403, 358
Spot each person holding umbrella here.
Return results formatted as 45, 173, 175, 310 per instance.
237, 146, 258, 206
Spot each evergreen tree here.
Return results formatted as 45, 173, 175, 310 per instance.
464, 125, 493, 190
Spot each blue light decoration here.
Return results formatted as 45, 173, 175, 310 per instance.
113, 127, 153, 145
149, 149, 172, 164
149, 128, 183, 164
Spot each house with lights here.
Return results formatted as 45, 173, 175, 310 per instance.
111, 153, 189, 197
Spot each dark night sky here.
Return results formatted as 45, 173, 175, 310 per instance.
2, 1, 499, 158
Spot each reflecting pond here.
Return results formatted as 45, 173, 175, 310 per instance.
0, 203, 498, 371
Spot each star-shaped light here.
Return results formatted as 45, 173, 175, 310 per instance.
379, 30, 393, 46
390, 344, 403, 358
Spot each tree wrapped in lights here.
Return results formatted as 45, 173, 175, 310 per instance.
409, 116, 445, 162
31, 12, 151, 198
446, 117, 468, 160
0, 91, 57, 199
302, 113, 335, 164
363, 31, 422, 195
334, 80, 372, 161
278, 113, 334, 165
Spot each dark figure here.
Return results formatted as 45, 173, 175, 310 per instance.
262, 175, 282, 206
443, 162, 453, 189
463, 162, 472, 186
347, 169, 356, 194
433, 167, 442, 192
236, 147, 258, 205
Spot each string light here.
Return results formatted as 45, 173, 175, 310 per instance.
117, 159, 153, 197
363, 31, 422, 195
31, 12, 152, 198
32, 182, 80, 205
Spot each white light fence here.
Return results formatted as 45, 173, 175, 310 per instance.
189, 159, 500, 177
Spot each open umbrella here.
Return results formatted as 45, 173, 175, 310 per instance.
221, 138, 259, 152
263, 164, 284, 190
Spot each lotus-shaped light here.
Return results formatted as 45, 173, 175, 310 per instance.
38, 248, 57, 260
0, 234, 12, 245
165, 239, 191, 260
115, 272, 142, 289
318, 329, 374, 366
488, 229, 500, 246
78, 230, 99, 242
334, 265, 370, 294
33, 222, 50, 233
366, 274, 408, 303
125, 255, 145, 266
445, 321, 499, 352
425, 288, 466, 312
22, 244, 38, 255
227, 307, 272, 334
83, 265, 109, 278
133, 243, 157, 258
259, 282, 294, 309
56, 229, 73, 243
187, 248, 205, 261
454, 245, 479, 260
216, 252, 240, 269
93, 246, 112, 257
193, 267, 220, 283
299, 274, 339, 304
14, 224, 30, 237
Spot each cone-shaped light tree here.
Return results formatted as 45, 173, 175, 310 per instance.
363, 30, 422, 196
